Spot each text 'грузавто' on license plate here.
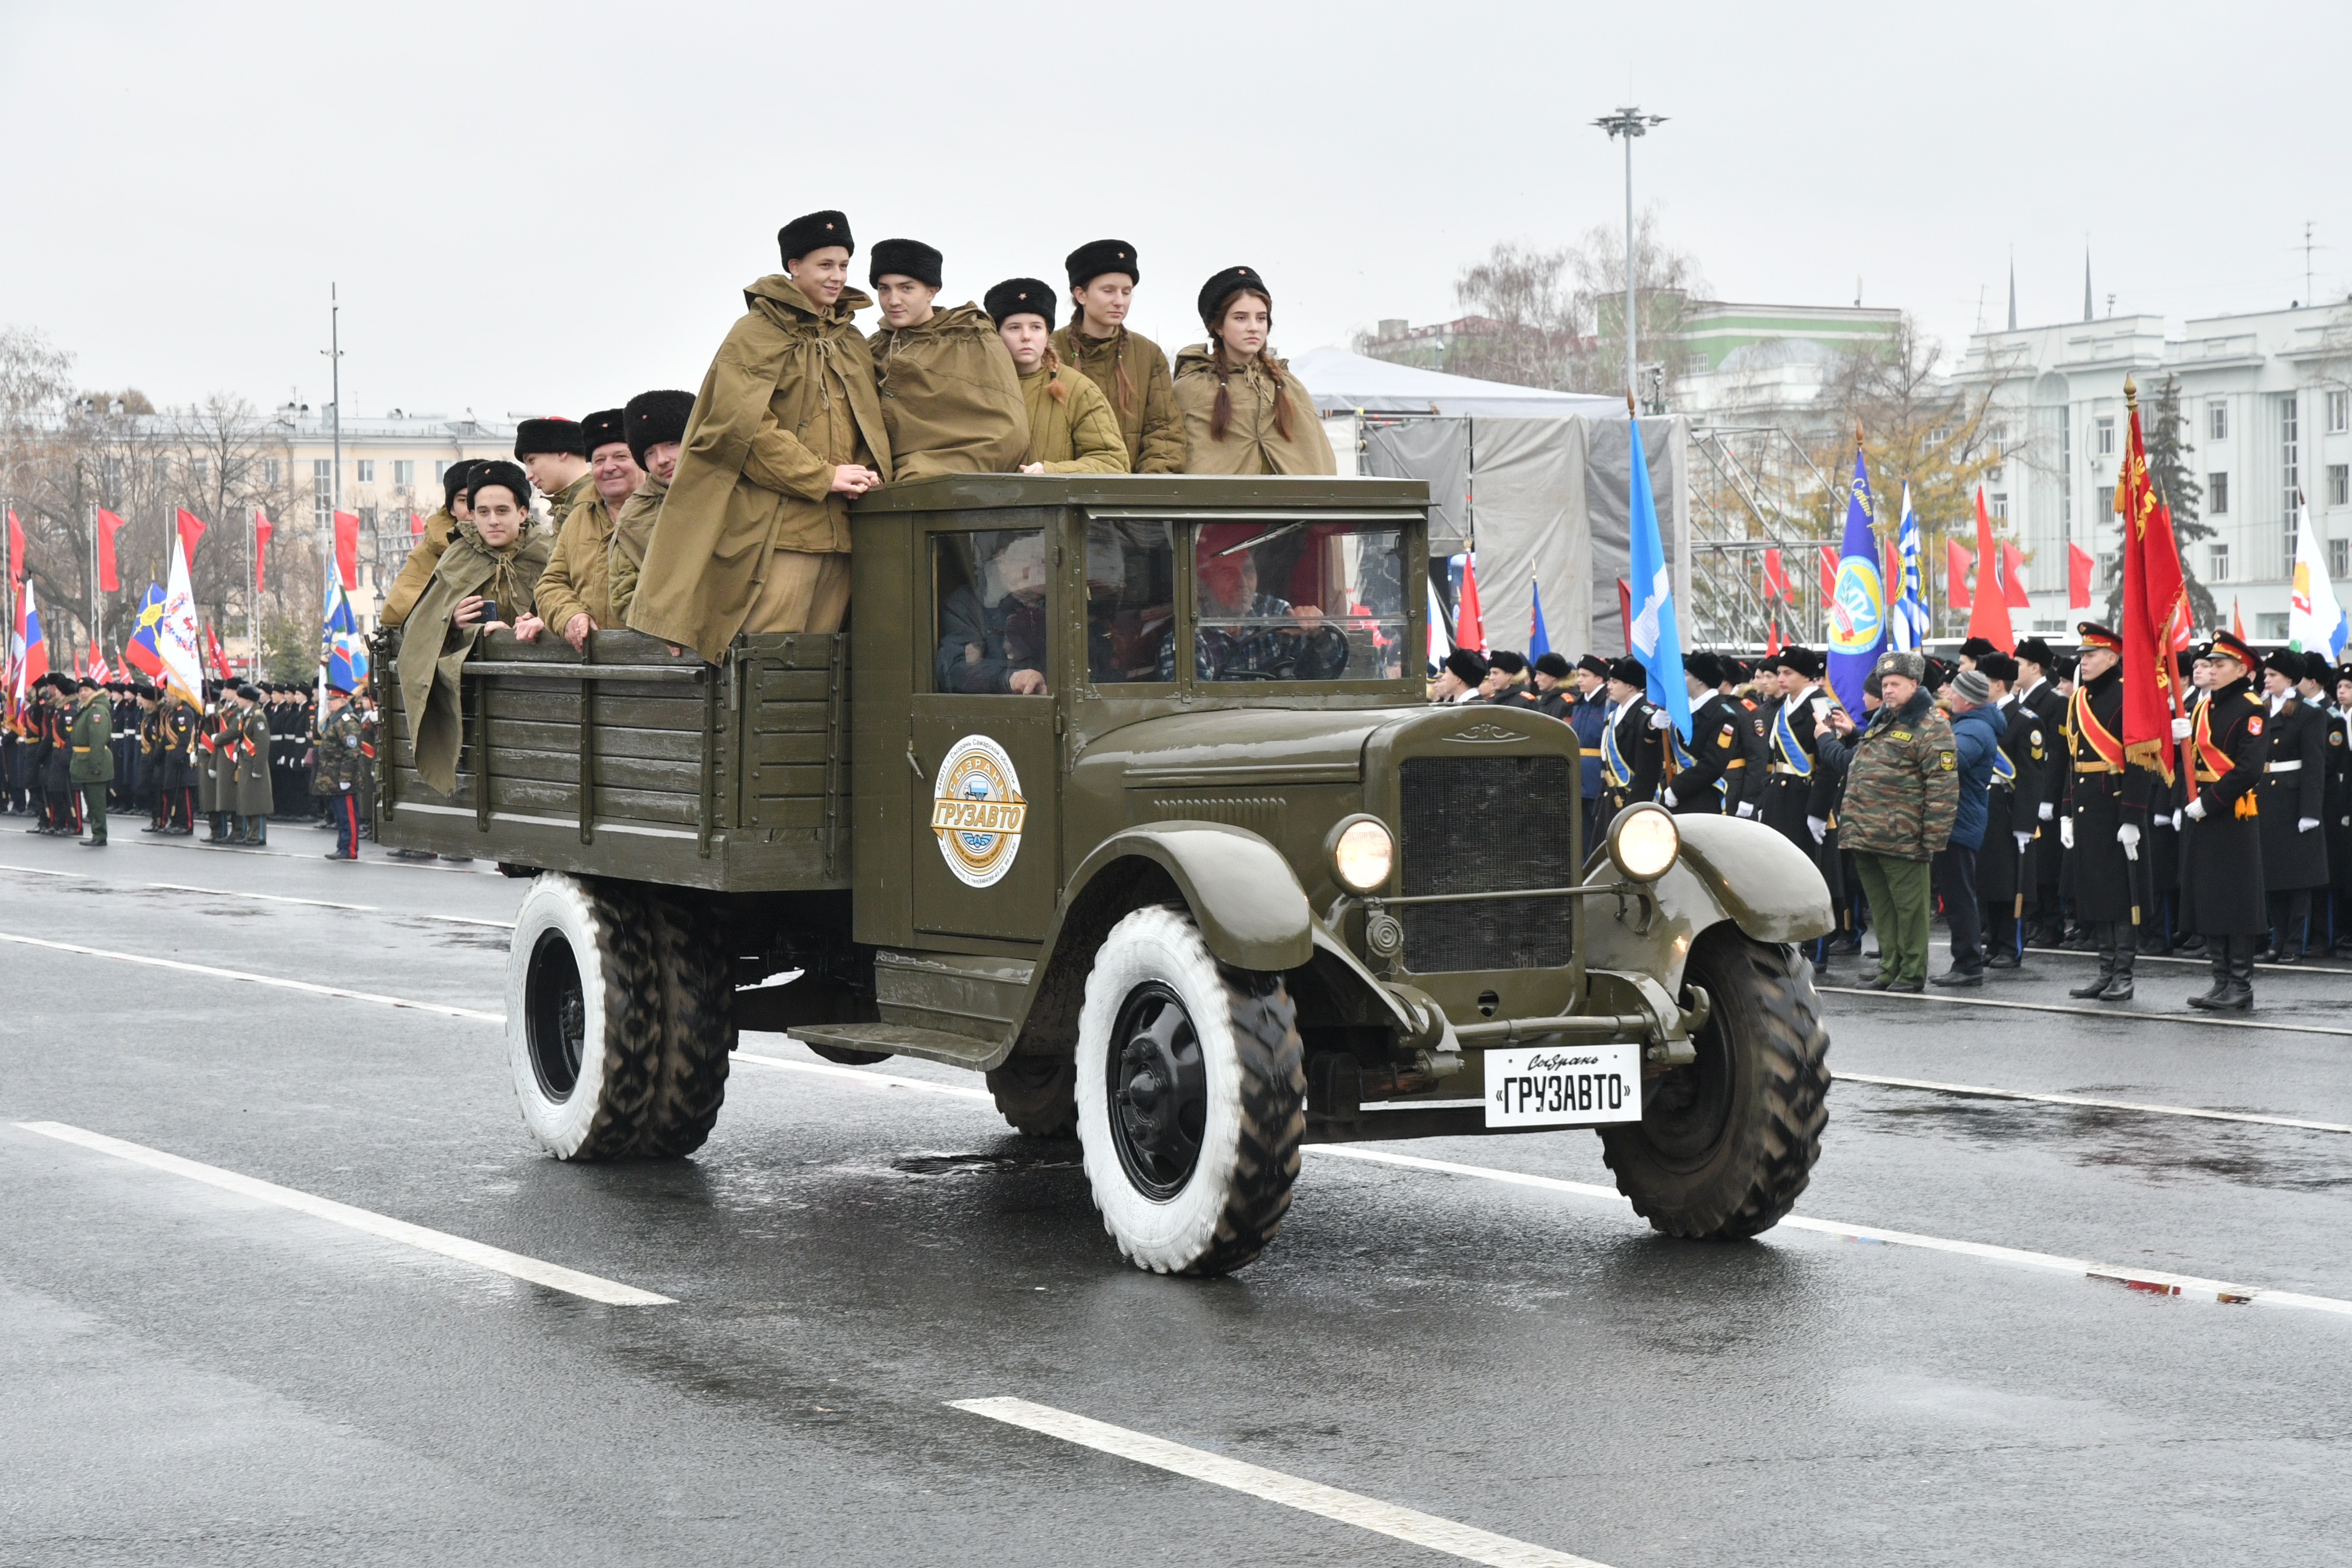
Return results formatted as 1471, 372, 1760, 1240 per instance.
1484, 1043, 1642, 1129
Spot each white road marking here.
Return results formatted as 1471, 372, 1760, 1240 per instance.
1837, 1071, 2352, 1134
15, 1121, 671, 1306
950, 1397, 1610, 1568
0, 930, 502, 1021
731, 1049, 994, 1101
1818, 983, 2352, 1040
1307, 1145, 2352, 1316
0, 862, 515, 927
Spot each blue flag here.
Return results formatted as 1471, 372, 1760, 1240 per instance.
1625, 413, 1690, 740
1890, 482, 1930, 653
322, 576, 367, 692
1824, 447, 1887, 715
1528, 576, 1552, 660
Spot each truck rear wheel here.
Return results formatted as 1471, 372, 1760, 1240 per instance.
632, 897, 736, 1157
1073, 906, 1305, 1276
986, 1054, 1077, 1138
1600, 928, 1830, 1239
506, 874, 661, 1160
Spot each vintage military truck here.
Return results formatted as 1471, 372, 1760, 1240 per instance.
373, 475, 1833, 1276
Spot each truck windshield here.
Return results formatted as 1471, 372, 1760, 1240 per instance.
1174, 521, 1408, 684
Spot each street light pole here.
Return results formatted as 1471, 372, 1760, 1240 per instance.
1592, 106, 1666, 409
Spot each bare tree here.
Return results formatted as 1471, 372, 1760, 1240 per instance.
1438, 211, 1707, 397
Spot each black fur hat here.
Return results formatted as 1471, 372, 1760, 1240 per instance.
1443, 647, 1489, 685
1979, 653, 2020, 685
1576, 654, 1611, 678
581, 408, 629, 460
777, 210, 853, 267
2014, 635, 2056, 669
1065, 238, 1139, 290
1489, 650, 1527, 675
513, 417, 584, 460
467, 459, 532, 511
623, 389, 696, 469
441, 458, 481, 510
1959, 636, 1999, 661
870, 238, 943, 289
1684, 649, 1723, 686
1773, 645, 1823, 679
1533, 652, 1571, 679
985, 277, 1057, 329
1607, 657, 1646, 688
1198, 265, 1268, 328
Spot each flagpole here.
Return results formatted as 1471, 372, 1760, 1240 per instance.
89, 501, 101, 669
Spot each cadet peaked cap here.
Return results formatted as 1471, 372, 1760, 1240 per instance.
1533, 652, 1571, 679
2076, 621, 2122, 653
513, 417, 585, 460
1575, 654, 1611, 678
441, 458, 482, 510
1066, 238, 1139, 289
777, 210, 852, 266
1489, 650, 1527, 675
984, 277, 1058, 330
2204, 630, 2257, 667
467, 459, 532, 510
1874, 648, 1925, 683
1684, 649, 1723, 685
1979, 653, 2019, 684
581, 408, 629, 459
1607, 657, 1646, 687
1199, 265, 1269, 327
623, 389, 696, 469
1773, 645, 1823, 678
1442, 648, 1489, 685
1958, 636, 2000, 660
870, 238, 943, 289
2014, 635, 2056, 667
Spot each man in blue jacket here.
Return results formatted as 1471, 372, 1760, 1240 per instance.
1934, 666, 2006, 986
1566, 655, 1611, 846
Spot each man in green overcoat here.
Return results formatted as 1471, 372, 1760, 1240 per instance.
68, 676, 113, 847
226, 683, 275, 844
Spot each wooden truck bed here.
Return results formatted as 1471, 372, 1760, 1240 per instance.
372, 629, 850, 891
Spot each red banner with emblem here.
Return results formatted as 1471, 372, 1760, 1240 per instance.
2116, 377, 2191, 782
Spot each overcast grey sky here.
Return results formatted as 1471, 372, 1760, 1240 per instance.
5, 1, 2346, 420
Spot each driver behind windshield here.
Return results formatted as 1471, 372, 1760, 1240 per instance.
1160, 523, 1348, 681
936, 532, 1050, 694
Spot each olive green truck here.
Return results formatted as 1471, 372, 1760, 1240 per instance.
373, 475, 1833, 1276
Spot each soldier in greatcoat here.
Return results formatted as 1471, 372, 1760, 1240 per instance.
2055, 625, 2157, 1000
2175, 631, 2270, 1010
1975, 654, 2047, 968
311, 680, 368, 861
226, 683, 275, 844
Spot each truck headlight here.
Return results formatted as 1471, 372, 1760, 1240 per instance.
1329, 816, 1395, 893
1607, 803, 1680, 881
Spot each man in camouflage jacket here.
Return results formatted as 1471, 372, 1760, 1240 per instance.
1833, 648, 1959, 992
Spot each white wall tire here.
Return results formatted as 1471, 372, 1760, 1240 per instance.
1074, 905, 1305, 1276
505, 873, 660, 1160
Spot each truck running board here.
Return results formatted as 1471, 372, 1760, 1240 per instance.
790, 1023, 1008, 1072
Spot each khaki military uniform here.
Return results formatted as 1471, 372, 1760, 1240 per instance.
1052, 324, 1184, 474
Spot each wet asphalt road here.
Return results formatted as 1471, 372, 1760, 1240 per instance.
2, 825, 2349, 1566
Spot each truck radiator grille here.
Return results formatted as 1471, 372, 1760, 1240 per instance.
1397, 756, 1575, 972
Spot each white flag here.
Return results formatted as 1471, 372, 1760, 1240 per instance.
157, 537, 206, 705
2287, 502, 2349, 661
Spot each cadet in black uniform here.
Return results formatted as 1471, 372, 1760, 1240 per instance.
2327, 660, 2352, 950
2176, 631, 2270, 1010
2013, 636, 2069, 945
1663, 651, 1739, 813
1976, 654, 2048, 967
1595, 657, 1665, 820
2056, 625, 2155, 1000
2254, 649, 2330, 960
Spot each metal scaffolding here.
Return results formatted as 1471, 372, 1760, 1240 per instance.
1686, 424, 1850, 650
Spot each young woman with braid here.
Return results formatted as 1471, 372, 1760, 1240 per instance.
1173, 266, 1334, 475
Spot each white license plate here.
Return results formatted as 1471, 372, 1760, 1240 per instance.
1484, 1043, 1643, 1128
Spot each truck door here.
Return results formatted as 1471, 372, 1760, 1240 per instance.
908, 525, 1059, 941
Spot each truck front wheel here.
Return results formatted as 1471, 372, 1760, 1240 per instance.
1599, 928, 1830, 1239
506, 874, 661, 1160
1073, 906, 1305, 1276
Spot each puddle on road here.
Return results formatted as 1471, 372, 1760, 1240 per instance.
892, 1149, 1082, 1178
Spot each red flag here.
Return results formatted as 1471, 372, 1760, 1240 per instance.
1765, 618, 1781, 657
1455, 555, 1487, 653
6, 507, 22, 582
175, 507, 207, 568
1965, 486, 2014, 652
95, 508, 126, 592
2066, 543, 2095, 609
333, 509, 359, 592
1882, 529, 1901, 607
408, 510, 425, 536
2116, 382, 2191, 782
1615, 577, 1632, 653
1817, 545, 1838, 604
1999, 541, 2032, 608
204, 622, 233, 680
1762, 547, 1788, 602
253, 508, 274, 593
1946, 540, 1974, 609
2231, 598, 2245, 640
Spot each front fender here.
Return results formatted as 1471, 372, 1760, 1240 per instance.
1673, 814, 1835, 943
1063, 822, 1313, 972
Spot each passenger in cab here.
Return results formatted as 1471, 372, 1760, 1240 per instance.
1174, 267, 1335, 475
866, 238, 1028, 480
936, 532, 1050, 696
607, 389, 695, 627
1052, 239, 1183, 473
1159, 523, 1347, 681
380, 459, 478, 629
398, 461, 554, 795
985, 278, 1128, 475
625, 210, 891, 663
522, 407, 640, 648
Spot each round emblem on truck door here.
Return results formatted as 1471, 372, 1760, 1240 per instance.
930, 734, 1028, 887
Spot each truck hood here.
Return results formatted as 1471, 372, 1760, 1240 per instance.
1080, 702, 1571, 789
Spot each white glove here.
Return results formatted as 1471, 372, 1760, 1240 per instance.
1661, 787, 1678, 808
2118, 822, 2140, 861
2300, 817, 2321, 833
2059, 817, 2075, 849
2185, 797, 2207, 821
1648, 708, 1673, 729
2038, 801, 2054, 821
2171, 810, 2183, 830
1735, 800, 1756, 819
2170, 716, 2192, 741
1807, 816, 1827, 844
2014, 831, 2032, 854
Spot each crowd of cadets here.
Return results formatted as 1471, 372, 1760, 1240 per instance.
378, 216, 1338, 797
2, 675, 376, 858
1435, 629, 2352, 1012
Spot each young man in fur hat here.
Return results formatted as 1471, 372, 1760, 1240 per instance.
515, 417, 593, 523
382, 460, 479, 629
522, 407, 642, 649
1662, 650, 1743, 814
1429, 647, 1488, 703
1596, 657, 1667, 821
1052, 239, 1183, 474
627, 211, 890, 661
866, 238, 1027, 480
607, 388, 697, 626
